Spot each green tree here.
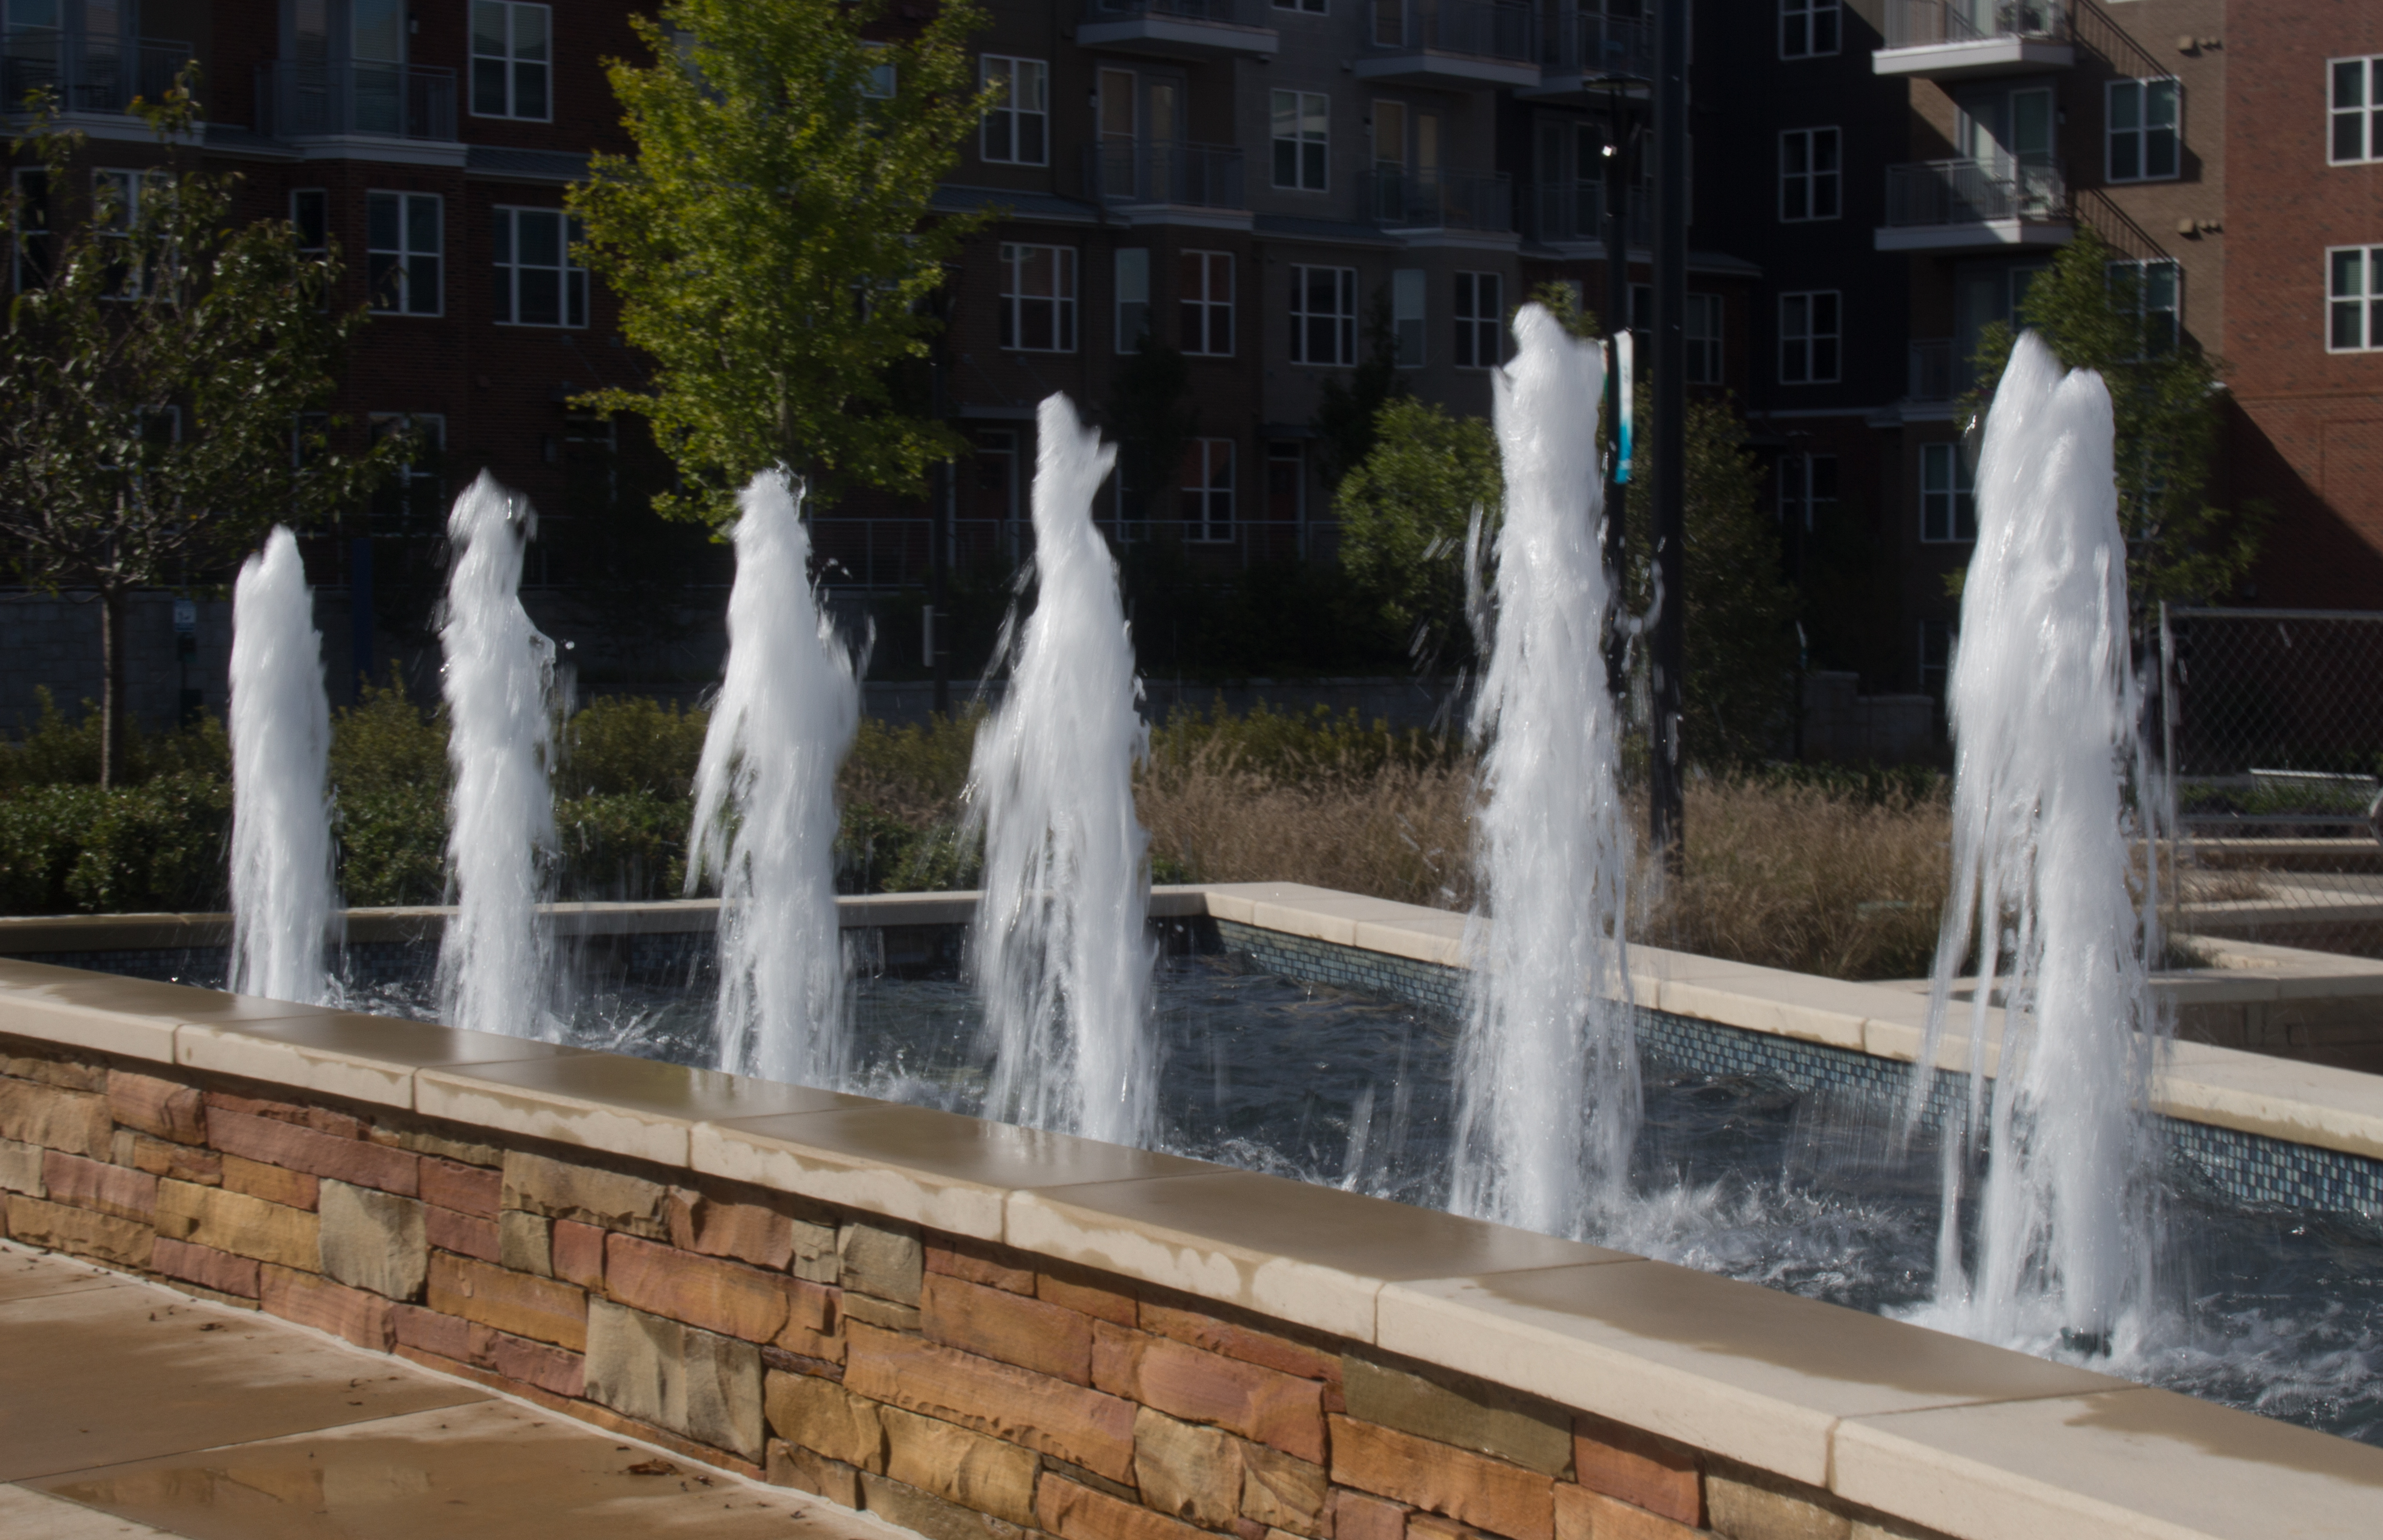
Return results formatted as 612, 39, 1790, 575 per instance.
0, 82, 395, 786
1334, 398, 1500, 656
1107, 334, 1195, 523
1963, 223, 2260, 611
569, 0, 994, 525
1313, 287, 1414, 490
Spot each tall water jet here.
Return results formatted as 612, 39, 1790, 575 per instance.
1452, 305, 1636, 1235
437, 473, 558, 1041
687, 471, 859, 1086
1916, 330, 2160, 1351
968, 395, 1154, 1146
227, 526, 335, 1005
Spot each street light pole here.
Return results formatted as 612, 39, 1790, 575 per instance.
1602, 86, 1633, 699
1650, 0, 1688, 870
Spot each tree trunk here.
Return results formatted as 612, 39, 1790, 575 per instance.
100, 586, 127, 790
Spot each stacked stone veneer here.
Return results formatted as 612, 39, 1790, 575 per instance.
0, 1033, 1940, 1540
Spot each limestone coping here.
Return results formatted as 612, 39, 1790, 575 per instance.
4, 885, 2383, 1533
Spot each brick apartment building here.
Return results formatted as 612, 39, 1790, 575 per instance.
4, 0, 2380, 716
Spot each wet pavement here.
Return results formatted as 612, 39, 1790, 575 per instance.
0, 1242, 915, 1539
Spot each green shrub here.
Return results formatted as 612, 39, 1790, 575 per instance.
334, 784, 448, 907
561, 696, 709, 799
329, 684, 448, 799
558, 790, 692, 898
0, 688, 229, 790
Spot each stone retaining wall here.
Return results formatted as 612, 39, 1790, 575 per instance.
0, 1032, 1928, 1540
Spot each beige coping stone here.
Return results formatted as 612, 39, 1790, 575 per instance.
696, 1102, 1214, 1242
1008, 1169, 1628, 1345
0, 960, 327, 1065
1831, 1384, 2383, 1540
178, 1013, 588, 1111
2151, 1041, 2383, 1162
415, 1055, 864, 1168
0, 912, 231, 952
1373, 1260, 2122, 1491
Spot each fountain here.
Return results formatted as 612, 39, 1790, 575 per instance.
686, 470, 860, 1087
226, 526, 335, 1006
435, 473, 559, 1042
1912, 330, 2162, 1354
1451, 304, 1638, 1236
966, 394, 1155, 1147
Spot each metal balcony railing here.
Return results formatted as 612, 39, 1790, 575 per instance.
1086, 140, 1246, 209
1885, 0, 2067, 48
1376, 166, 1512, 231
257, 60, 458, 142
1084, 0, 1264, 22
1531, 177, 1651, 244
1909, 338, 1956, 401
1884, 157, 2067, 226
2, 35, 192, 114
1371, 0, 1537, 63
1540, 9, 1650, 78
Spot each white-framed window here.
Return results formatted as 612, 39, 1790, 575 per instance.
1391, 267, 1425, 366
1180, 250, 1232, 356
1779, 128, 1840, 222
1272, 89, 1329, 191
12, 167, 47, 292
2107, 257, 2179, 355
998, 243, 1075, 352
1288, 264, 1356, 365
470, 1, 551, 120
1780, 452, 1837, 531
93, 167, 154, 296
861, 42, 896, 100
1920, 619, 1953, 698
2332, 56, 2383, 165
1686, 292, 1723, 384
2107, 78, 2179, 182
1182, 438, 1234, 541
1267, 441, 1304, 524
1779, 290, 1840, 383
1115, 248, 1149, 353
982, 57, 1048, 166
290, 189, 329, 256
369, 412, 447, 526
1454, 271, 1502, 369
366, 191, 441, 316
1920, 442, 1976, 542
1780, 0, 1837, 59
2329, 245, 2383, 352
493, 206, 586, 328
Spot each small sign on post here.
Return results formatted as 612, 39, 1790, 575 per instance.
1611, 331, 1635, 486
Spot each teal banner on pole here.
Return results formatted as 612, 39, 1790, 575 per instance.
1612, 331, 1635, 485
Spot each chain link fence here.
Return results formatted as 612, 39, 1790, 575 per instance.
2159, 606, 2383, 958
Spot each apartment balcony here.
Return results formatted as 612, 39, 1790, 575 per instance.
1078, 0, 1277, 60
1873, 0, 2072, 78
1909, 338, 1956, 402
1876, 158, 2072, 252
1376, 167, 1513, 234
2, 35, 193, 118
1532, 10, 1651, 96
1086, 140, 1246, 215
1530, 177, 1650, 246
1357, 0, 1539, 90
256, 60, 459, 145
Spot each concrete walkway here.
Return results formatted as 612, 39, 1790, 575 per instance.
0, 1242, 917, 1540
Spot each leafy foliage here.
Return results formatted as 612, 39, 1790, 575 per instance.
569, 0, 994, 522
1106, 335, 1196, 522
1333, 399, 1501, 655
1962, 223, 2261, 611
1312, 287, 1414, 490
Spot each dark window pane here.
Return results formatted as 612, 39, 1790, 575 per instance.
473, 56, 507, 114
519, 266, 559, 325
517, 61, 547, 119
2338, 111, 2365, 163
368, 250, 399, 307
406, 196, 439, 253
367, 193, 398, 251
2336, 59, 2364, 110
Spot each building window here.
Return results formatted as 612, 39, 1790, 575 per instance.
1629, 282, 1652, 332
1272, 89, 1329, 191
1779, 128, 1840, 222
2332, 57, 2383, 165
1267, 442, 1304, 524
1391, 267, 1425, 366
1183, 439, 1234, 541
291, 189, 328, 256
2106, 78, 2179, 182
861, 43, 896, 100
999, 243, 1075, 352
1180, 250, 1232, 356
369, 413, 447, 528
1116, 248, 1149, 352
493, 206, 586, 328
2107, 258, 2178, 355
1920, 442, 1976, 542
1686, 292, 1723, 384
12, 168, 47, 292
1779, 290, 1839, 383
2329, 246, 2383, 351
1454, 271, 1502, 369
94, 168, 164, 296
1779, 452, 1837, 530
1288, 264, 1356, 365
1920, 619, 1953, 698
982, 57, 1048, 166
366, 192, 442, 316
1780, 0, 1837, 59
470, 1, 551, 120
